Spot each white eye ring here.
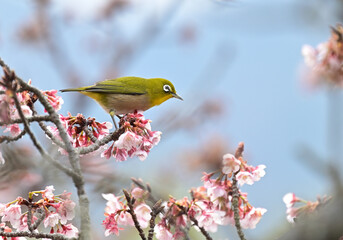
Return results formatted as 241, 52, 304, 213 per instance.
163, 84, 171, 93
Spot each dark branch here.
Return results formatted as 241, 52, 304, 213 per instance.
31, 208, 46, 230
188, 212, 213, 240
232, 142, 246, 240
82, 126, 98, 144
0, 230, 76, 240
79, 128, 124, 155
177, 205, 213, 240
147, 200, 163, 240
123, 189, 147, 240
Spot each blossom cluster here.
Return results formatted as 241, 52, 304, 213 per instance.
102, 188, 152, 236
0, 185, 78, 239
302, 24, 343, 86
283, 192, 331, 223
47, 111, 161, 162
101, 112, 161, 161
0, 78, 63, 137
47, 113, 112, 154
102, 150, 267, 239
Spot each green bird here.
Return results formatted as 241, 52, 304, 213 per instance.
60, 76, 183, 128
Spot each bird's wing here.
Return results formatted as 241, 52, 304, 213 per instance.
83, 77, 148, 95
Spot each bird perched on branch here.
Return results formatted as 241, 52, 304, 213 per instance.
61, 76, 183, 128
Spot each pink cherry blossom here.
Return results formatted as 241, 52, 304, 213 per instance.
2, 204, 22, 229
203, 178, 228, 205
286, 206, 297, 223
44, 213, 59, 228
115, 131, 141, 151
240, 207, 267, 229
47, 113, 112, 154
56, 199, 76, 224
134, 203, 151, 228
0, 203, 6, 215
222, 153, 241, 174
42, 185, 55, 201
150, 131, 162, 145
133, 150, 148, 161
57, 223, 79, 238
302, 44, 318, 67
101, 143, 113, 159
102, 193, 134, 227
195, 209, 223, 232
114, 148, 129, 162
302, 24, 343, 86
236, 171, 254, 186
20, 105, 33, 117
283, 193, 300, 208
103, 213, 120, 236
4, 124, 21, 136
42, 90, 64, 112
17, 214, 37, 231
102, 111, 162, 162
116, 210, 134, 226
155, 224, 174, 240
252, 165, 266, 181
102, 193, 122, 214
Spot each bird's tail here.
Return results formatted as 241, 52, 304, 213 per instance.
60, 87, 84, 92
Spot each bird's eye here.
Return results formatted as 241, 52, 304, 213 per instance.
163, 84, 171, 93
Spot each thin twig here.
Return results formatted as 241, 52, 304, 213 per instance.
82, 127, 98, 144
30, 108, 66, 149
123, 189, 147, 240
0, 130, 26, 143
12, 86, 45, 155
79, 128, 124, 155
176, 205, 213, 240
0, 115, 53, 126
37, 120, 66, 149
27, 209, 33, 232
189, 214, 213, 240
131, 178, 158, 203
31, 208, 46, 230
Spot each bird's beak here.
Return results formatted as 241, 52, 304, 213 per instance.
172, 92, 183, 101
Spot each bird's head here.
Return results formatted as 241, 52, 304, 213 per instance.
148, 78, 183, 107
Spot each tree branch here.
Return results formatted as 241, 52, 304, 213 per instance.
0, 129, 26, 143
123, 189, 147, 240
78, 128, 124, 155
0, 230, 76, 240
176, 205, 213, 240
0, 57, 90, 240
0, 115, 52, 126
31, 208, 46, 230
233, 142, 246, 240
188, 213, 213, 240
147, 200, 163, 240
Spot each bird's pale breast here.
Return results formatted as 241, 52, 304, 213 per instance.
101, 93, 151, 115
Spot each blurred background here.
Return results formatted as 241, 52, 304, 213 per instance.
1, 0, 343, 239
